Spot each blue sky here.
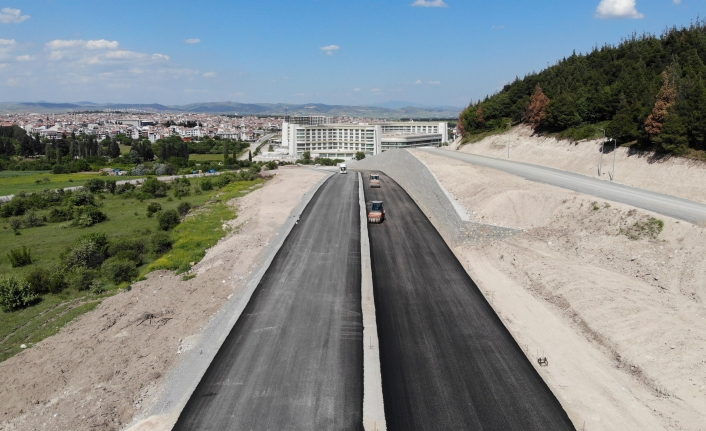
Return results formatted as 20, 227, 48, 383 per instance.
0, 0, 703, 107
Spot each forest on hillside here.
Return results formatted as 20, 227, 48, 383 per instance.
458, 20, 706, 156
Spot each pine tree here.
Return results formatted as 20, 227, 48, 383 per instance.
525, 85, 550, 129
645, 67, 678, 137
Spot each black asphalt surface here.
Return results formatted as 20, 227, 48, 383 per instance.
174, 173, 363, 431
362, 171, 575, 431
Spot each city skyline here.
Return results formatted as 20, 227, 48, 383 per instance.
0, 0, 702, 107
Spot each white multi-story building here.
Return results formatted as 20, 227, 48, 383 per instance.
285, 115, 331, 126
282, 120, 447, 159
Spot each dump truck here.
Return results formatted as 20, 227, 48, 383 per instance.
339, 163, 347, 174
370, 174, 381, 188
367, 201, 385, 223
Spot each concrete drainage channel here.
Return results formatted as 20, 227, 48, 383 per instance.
125, 170, 386, 430
359, 172, 387, 431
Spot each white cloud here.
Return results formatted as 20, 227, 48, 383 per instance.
0, 8, 29, 24
428, 80, 441, 85
85, 39, 119, 50
595, 0, 644, 19
15, 55, 34, 62
674, 0, 681, 3
202, 71, 216, 78
184, 38, 201, 44
320, 45, 340, 56
411, 0, 448, 7
47, 39, 119, 50
0, 39, 16, 46
46, 40, 85, 50
354, 87, 361, 92
414, 79, 423, 84
370, 88, 381, 93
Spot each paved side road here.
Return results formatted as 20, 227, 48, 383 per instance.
363, 171, 574, 431
421, 147, 706, 224
238, 133, 275, 160
173, 173, 363, 430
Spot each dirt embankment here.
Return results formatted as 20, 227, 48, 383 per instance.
460, 125, 706, 204
0, 167, 327, 431
413, 149, 706, 431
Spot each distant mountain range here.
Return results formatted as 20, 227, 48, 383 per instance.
0, 101, 461, 119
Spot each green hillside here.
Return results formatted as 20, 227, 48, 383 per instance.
458, 20, 706, 157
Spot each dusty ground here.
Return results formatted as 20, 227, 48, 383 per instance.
460, 125, 706, 204
413, 149, 706, 431
0, 166, 327, 431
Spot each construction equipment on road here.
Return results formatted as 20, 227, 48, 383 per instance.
370, 174, 381, 188
339, 163, 347, 174
367, 201, 386, 224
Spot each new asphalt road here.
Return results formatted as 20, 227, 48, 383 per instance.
173, 173, 363, 430
363, 172, 574, 430
422, 147, 706, 224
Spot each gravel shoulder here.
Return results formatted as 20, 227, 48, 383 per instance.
412, 149, 706, 431
0, 166, 328, 431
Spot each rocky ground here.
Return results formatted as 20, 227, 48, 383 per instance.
413, 149, 706, 431
0, 167, 327, 431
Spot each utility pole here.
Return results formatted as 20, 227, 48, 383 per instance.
507, 119, 511, 159
610, 138, 618, 181
598, 128, 606, 177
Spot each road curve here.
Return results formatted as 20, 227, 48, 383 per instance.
238, 133, 275, 160
173, 173, 363, 430
421, 147, 706, 224
362, 171, 574, 431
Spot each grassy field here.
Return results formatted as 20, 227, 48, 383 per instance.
0, 172, 143, 196
0, 174, 262, 362
189, 153, 225, 162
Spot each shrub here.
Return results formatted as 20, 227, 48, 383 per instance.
47, 268, 68, 294
146, 202, 162, 217
0, 276, 39, 311
48, 207, 73, 223
115, 182, 136, 195
0, 198, 26, 218
67, 267, 98, 291
173, 177, 191, 198
266, 161, 278, 170
73, 206, 107, 227
105, 179, 116, 194
150, 231, 173, 254
7, 246, 32, 268
200, 178, 213, 191
158, 209, 181, 231
23, 211, 45, 228
63, 234, 107, 269
84, 178, 105, 193
215, 175, 231, 188
25, 268, 51, 294
177, 201, 192, 216
140, 177, 168, 198
102, 258, 138, 284
69, 191, 96, 207
107, 237, 146, 266
10, 218, 22, 234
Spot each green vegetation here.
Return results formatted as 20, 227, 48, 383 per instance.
149, 179, 262, 274
621, 217, 665, 240
458, 20, 706, 158
0, 172, 141, 196
0, 168, 267, 362
189, 153, 225, 161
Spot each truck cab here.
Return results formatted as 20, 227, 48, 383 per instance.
370, 174, 380, 188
